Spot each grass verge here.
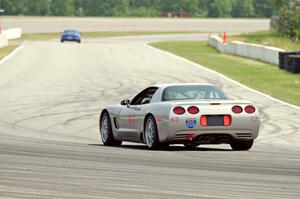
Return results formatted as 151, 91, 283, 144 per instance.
0, 45, 18, 60
229, 31, 300, 51
151, 41, 300, 106
15, 31, 200, 41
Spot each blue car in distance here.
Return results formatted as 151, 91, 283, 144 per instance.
61, 29, 81, 43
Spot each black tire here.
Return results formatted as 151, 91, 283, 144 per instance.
61, 40, 64, 43
230, 139, 253, 151
100, 112, 122, 146
78, 40, 81, 43
144, 115, 160, 149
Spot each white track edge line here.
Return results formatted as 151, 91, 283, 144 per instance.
145, 43, 300, 110
0, 45, 24, 65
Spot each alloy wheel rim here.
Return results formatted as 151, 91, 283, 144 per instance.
146, 119, 155, 147
101, 115, 109, 142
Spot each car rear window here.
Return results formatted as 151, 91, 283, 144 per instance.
162, 85, 228, 101
64, 30, 78, 35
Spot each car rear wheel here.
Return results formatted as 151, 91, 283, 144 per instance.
145, 116, 160, 149
100, 112, 122, 146
230, 139, 253, 151
61, 40, 64, 43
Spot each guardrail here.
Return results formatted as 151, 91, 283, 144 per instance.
208, 35, 285, 65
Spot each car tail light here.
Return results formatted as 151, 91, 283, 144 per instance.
245, 105, 255, 114
187, 106, 199, 114
173, 106, 185, 115
232, 105, 243, 114
200, 116, 207, 126
223, 115, 231, 126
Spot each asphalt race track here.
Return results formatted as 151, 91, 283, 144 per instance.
0, 34, 300, 198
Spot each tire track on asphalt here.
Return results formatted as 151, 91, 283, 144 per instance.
0, 36, 300, 199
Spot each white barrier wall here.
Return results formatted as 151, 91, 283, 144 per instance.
0, 34, 8, 48
2, 28, 22, 40
208, 35, 285, 65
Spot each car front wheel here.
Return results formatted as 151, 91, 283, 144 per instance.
230, 139, 253, 151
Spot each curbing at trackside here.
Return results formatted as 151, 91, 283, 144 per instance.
146, 43, 300, 111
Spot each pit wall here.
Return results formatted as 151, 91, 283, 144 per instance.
208, 35, 285, 65
0, 28, 22, 48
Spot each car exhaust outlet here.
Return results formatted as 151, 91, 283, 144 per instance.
188, 133, 194, 141
217, 136, 224, 144
203, 136, 210, 142
223, 136, 230, 143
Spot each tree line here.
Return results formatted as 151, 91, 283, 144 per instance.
1, 0, 287, 18
276, 1, 300, 40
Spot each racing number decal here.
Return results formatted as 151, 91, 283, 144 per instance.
170, 117, 179, 123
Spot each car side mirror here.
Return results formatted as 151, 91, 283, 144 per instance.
120, 99, 130, 106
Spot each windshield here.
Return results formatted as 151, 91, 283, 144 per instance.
162, 85, 228, 101
63, 30, 79, 35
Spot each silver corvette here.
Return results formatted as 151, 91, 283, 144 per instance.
99, 83, 260, 150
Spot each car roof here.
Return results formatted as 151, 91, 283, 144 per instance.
152, 83, 217, 89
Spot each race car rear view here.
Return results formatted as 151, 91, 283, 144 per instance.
99, 83, 260, 150
61, 29, 81, 43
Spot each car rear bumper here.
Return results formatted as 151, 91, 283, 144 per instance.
61, 37, 80, 41
157, 117, 260, 143
171, 129, 257, 141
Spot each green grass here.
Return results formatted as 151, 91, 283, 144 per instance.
151, 41, 300, 106
0, 45, 18, 60
229, 31, 300, 51
15, 31, 200, 41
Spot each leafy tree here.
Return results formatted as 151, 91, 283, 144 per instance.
232, 0, 255, 17
128, 7, 159, 17
197, 0, 209, 17
50, 0, 75, 16
253, 0, 275, 17
129, 0, 161, 9
208, 0, 232, 17
2, 0, 27, 15
272, 0, 289, 12
277, 5, 300, 40
108, 0, 130, 16
73, 0, 85, 16
161, 0, 200, 16
25, 0, 51, 16
0, 0, 282, 18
